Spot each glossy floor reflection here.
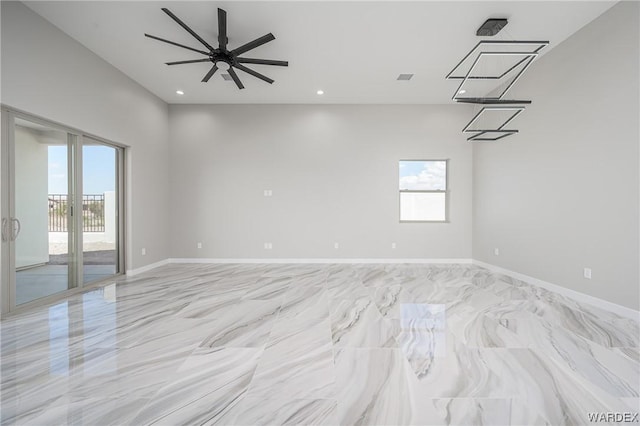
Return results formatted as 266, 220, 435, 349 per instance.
1, 263, 638, 425
16, 265, 117, 305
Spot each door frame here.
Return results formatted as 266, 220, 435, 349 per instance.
0, 106, 126, 316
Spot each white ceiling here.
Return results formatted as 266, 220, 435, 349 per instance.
25, 1, 616, 104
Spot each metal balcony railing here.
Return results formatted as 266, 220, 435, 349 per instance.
48, 194, 105, 232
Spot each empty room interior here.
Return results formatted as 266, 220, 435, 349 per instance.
0, 1, 638, 425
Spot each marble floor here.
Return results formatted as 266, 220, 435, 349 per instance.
1, 263, 638, 425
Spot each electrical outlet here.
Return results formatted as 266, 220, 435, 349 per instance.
334, 242, 339, 249
494, 248, 500, 256
263, 189, 273, 197
584, 268, 592, 279
391, 242, 397, 249
197, 242, 202, 249
141, 248, 146, 256
264, 242, 273, 250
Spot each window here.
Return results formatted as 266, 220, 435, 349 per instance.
399, 160, 448, 222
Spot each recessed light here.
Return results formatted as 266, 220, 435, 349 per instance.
317, 90, 324, 95
176, 90, 184, 95
458, 89, 466, 94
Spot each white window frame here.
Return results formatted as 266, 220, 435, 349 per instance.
399, 159, 449, 223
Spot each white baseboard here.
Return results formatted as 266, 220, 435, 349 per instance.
167, 258, 473, 264
126, 258, 170, 277
472, 259, 639, 321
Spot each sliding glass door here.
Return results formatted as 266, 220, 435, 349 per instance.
13, 118, 76, 305
1, 110, 124, 313
82, 138, 122, 284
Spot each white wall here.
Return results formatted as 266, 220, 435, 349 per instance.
1, 1, 170, 271
169, 104, 473, 259
14, 126, 49, 268
472, 2, 639, 309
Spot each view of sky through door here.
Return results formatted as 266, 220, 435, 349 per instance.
82, 140, 118, 284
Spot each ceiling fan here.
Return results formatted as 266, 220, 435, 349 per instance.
145, 8, 288, 89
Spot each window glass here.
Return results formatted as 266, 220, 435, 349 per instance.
399, 160, 446, 191
399, 160, 447, 222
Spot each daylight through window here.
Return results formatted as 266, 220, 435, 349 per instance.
399, 160, 448, 222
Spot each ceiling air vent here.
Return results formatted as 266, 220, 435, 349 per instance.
397, 74, 414, 81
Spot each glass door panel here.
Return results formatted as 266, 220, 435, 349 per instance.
2, 111, 124, 314
13, 117, 75, 305
82, 138, 119, 284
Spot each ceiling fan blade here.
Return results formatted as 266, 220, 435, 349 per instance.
202, 65, 219, 82
145, 34, 210, 56
234, 63, 274, 84
227, 67, 245, 89
162, 8, 215, 52
166, 58, 212, 66
237, 58, 288, 67
218, 8, 228, 50
232, 33, 275, 56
